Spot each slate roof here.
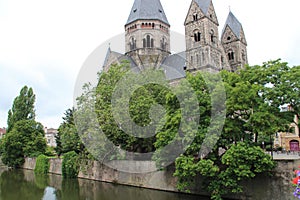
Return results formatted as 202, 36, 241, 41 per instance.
161, 52, 186, 80
222, 11, 243, 38
103, 47, 138, 69
126, 0, 170, 26
103, 49, 186, 81
194, 0, 211, 15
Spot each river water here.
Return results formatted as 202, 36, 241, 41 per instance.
0, 169, 209, 200
0, 168, 298, 200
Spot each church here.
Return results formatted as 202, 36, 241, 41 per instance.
103, 0, 248, 80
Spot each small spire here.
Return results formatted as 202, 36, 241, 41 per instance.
229, 5, 231, 12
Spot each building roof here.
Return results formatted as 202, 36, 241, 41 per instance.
194, 0, 211, 15
222, 11, 243, 38
126, 0, 170, 26
161, 52, 186, 80
0, 128, 6, 134
103, 49, 186, 81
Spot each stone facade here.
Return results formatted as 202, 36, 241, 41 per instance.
274, 115, 300, 151
22, 157, 297, 200
44, 127, 58, 147
103, 0, 248, 75
125, 19, 170, 68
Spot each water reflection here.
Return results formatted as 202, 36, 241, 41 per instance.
0, 169, 209, 200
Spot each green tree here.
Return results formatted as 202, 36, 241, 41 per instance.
1, 120, 46, 167
55, 108, 84, 155
7, 86, 35, 132
94, 62, 169, 155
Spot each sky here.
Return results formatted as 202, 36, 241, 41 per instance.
0, 0, 300, 129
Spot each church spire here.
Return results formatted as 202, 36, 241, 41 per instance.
126, 0, 169, 26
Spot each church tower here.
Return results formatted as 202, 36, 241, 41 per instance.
125, 0, 171, 68
184, 0, 228, 72
221, 11, 248, 71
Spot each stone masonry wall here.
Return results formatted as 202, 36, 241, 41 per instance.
23, 158, 298, 200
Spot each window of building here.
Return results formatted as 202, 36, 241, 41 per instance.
130, 37, 136, 50
194, 32, 201, 42
228, 51, 234, 61
191, 56, 193, 65
143, 35, 153, 48
161, 37, 167, 50
227, 36, 231, 41
193, 13, 198, 21
210, 30, 215, 43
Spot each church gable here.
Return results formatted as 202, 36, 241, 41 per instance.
221, 25, 239, 44
206, 2, 219, 25
184, 1, 205, 25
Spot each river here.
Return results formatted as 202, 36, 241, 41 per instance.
0, 169, 209, 200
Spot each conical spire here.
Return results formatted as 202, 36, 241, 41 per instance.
126, 0, 169, 26
194, 0, 211, 15
222, 11, 243, 38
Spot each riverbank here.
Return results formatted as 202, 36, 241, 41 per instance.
22, 157, 298, 200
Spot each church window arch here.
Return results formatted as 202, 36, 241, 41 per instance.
143, 34, 154, 48
228, 50, 235, 61
193, 30, 201, 42
129, 37, 136, 50
193, 13, 198, 21
161, 37, 167, 50
210, 29, 215, 43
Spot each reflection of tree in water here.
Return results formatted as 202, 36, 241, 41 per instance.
0, 169, 209, 200
0, 170, 45, 200
55, 178, 80, 200
77, 178, 209, 200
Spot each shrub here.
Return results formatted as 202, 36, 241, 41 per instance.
62, 151, 79, 178
34, 154, 49, 175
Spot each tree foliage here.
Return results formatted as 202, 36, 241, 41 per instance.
73, 59, 297, 199
173, 60, 298, 199
55, 108, 85, 156
62, 151, 79, 178
34, 154, 50, 175
7, 86, 35, 132
1, 120, 46, 167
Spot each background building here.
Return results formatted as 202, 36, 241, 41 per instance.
44, 127, 58, 147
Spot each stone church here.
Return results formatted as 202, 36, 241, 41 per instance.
103, 0, 248, 80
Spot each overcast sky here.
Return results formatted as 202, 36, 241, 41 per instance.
0, 0, 299, 128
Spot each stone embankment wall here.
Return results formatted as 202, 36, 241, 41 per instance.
23, 158, 299, 200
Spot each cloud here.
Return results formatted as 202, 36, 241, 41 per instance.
0, 0, 299, 128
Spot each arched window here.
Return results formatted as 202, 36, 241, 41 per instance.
210, 30, 215, 43
144, 35, 153, 48
152, 23, 155, 29
161, 37, 167, 50
194, 31, 201, 42
228, 51, 234, 61
130, 37, 136, 50
193, 13, 198, 21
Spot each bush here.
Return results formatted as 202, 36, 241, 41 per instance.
34, 154, 49, 175
62, 151, 79, 178
45, 146, 56, 157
